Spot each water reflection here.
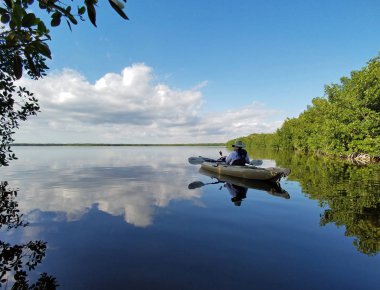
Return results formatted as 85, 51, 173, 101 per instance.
248, 147, 380, 255
1, 146, 379, 289
188, 168, 290, 206
14, 164, 203, 228
3, 146, 380, 257
0, 181, 58, 288
225, 183, 247, 206
2, 147, 209, 228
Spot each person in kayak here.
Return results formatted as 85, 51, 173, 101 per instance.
225, 140, 250, 165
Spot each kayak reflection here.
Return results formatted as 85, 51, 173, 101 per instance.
188, 168, 290, 206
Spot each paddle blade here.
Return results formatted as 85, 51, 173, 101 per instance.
188, 156, 216, 165
188, 157, 205, 165
188, 181, 205, 189
249, 159, 263, 166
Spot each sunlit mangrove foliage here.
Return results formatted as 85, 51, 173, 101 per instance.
228, 55, 380, 159
245, 148, 380, 256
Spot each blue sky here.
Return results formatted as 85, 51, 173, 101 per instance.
16, 0, 380, 143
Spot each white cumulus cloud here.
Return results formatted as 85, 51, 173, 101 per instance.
15, 63, 283, 143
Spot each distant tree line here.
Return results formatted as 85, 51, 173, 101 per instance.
228, 55, 380, 162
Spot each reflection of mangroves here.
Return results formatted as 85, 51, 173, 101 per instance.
246, 148, 380, 256
0, 181, 28, 230
0, 182, 58, 288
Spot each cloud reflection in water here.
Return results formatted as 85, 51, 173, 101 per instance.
4, 147, 208, 227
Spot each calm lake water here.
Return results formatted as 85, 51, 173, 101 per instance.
1, 146, 379, 289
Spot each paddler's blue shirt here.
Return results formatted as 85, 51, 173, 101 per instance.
225, 150, 250, 165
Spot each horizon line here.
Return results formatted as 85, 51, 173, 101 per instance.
12, 143, 226, 147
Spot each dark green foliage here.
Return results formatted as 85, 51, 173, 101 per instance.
229, 55, 380, 158
0, 0, 129, 166
0, 67, 40, 166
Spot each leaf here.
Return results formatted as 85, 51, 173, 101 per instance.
25, 54, 39, 77
67, 14, 78, 25
78, 6, 86, 15
5, 32, 17, 47
1, 13, 10, 24
110, 0, 124, 9
51, 16, 61, 27
51, 11, 61, 27
37, 20, 48, 34
24, 42, 32, 56
12, 55, 23, 80
66, 19, 72, 31
108, 0, 129, 20
21, 13, 36, 27
12, 3, 24, 23
4, 0, 13, 9
85, 2, 97, 27
33, 42, 52, 59
39, 1, 47, 9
